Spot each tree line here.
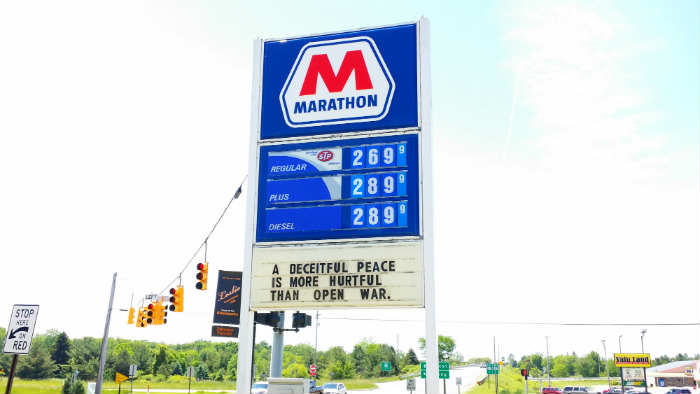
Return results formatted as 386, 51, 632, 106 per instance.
502, 352, 700, 378
0, 328, 443, 382
1, 327, 693, 383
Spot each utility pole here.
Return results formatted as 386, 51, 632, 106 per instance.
270, 312, 285, 377
313, 311, 319, 366
494, 336, 498, 394
96, 273, 117, 394
546, 336, 551, 387
602, 339, 611, 390
641, 330, 648, 394
618, 335, 622, 353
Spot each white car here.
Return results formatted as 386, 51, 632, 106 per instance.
322, 382, 347, 394
252, 381, 269, 394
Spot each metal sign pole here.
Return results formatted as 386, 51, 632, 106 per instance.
96, 273, 117, 394
526, 376, 529, 394
620, 368, 625, 394
4, 354, 18, 394
235, 36, 263, 394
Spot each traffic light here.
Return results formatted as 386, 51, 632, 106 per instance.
254, 311, 281, 327
146, 304, 155, 325
521, 369, 529, 379
136, 308, 145, 327
158, 302, 167, 324
169, 286, 184, 312
292, 312, 312, 329
196, 262, 208, 290
150, 302, 167, 325
138, 306, 151, 327
127, 307, 135, 325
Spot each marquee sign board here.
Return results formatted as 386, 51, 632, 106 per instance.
252, 242, 423, 309
614, 353, 651, 368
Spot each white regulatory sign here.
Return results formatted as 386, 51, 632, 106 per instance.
3, 304, 39, 354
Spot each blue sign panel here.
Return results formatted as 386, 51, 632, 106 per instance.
256, 134, 419, 242
260, 23, 419, 139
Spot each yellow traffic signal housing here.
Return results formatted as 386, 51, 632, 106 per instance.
145, 304, 154, 325
136, 308, 144, 327
169, 286, 184, 312
149, 302, 167, 325
158, 302, 167, 324
196, 262, 208, 290
127, 307, 135, 325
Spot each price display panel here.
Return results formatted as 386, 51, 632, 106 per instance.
256, 134, 419, 242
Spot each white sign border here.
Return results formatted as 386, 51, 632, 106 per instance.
3, 304, 40, 355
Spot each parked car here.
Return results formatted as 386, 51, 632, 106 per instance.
563, 387, 600, 394
542, 387, 563, 394
251, 381, 268, 394
666, 390, 692, 394
309, 384, 324, 394
602, 386, 622, 394
322, 382, 347, 394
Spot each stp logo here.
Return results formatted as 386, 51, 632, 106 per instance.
317, 150, 333, 162
280, 36, 395, 128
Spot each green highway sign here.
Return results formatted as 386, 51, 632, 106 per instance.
420, 361, 450, 379
486, 363, 500, 375
381, 361, 392, 371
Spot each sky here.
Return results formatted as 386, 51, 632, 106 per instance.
0, 0, 698, 362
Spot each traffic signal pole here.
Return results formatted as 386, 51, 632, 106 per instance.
270, 312, 285, 377
96, 272, 117, 394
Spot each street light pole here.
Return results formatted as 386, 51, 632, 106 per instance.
602, 339, 611, 390
641, 330, 648, 394
546, 336, 551, 387
618, 335, 623, 353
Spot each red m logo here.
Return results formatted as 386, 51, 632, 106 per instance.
299, 50, 373, 96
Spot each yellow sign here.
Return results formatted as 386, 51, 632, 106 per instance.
614, 353, 651, 368
115, 372, 129, 384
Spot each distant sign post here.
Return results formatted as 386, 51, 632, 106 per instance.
407, 378, 416, 393
187, 366, 195, 393
3, 304, 39, 394
129, 364, 137, 393
310, 364, 317, 377
487, 363, 500, 374
420, 361, 449, 379
381, 361, 392, 372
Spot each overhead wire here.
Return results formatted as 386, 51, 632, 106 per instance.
155, 175, 247, 297
318, 317, 700, 326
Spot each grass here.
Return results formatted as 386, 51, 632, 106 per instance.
467, 367, 622, 394
101, 378, 236, 390
0, 375, 404, 393
0, 377, 64, 394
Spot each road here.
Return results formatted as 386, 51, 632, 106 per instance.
127, 367, 485, 394
356, 366, 485, 394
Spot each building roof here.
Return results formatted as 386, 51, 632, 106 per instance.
648, 360, 698, 374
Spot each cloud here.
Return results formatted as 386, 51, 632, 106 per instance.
504, 2, 669, 187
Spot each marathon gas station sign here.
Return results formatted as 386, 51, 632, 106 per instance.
245, 21, 430, 310
238, 18, 437, 393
